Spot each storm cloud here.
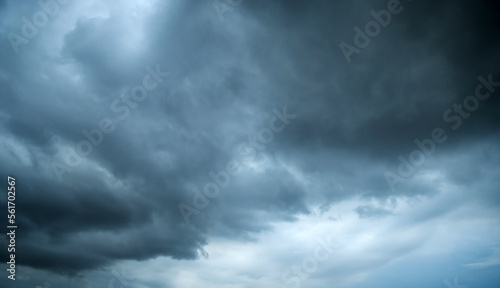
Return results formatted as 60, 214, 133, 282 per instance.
0, 0, 499, 287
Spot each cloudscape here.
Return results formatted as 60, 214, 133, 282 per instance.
0, 0, 499, 287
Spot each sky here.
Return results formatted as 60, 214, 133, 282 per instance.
0, 0, 499, 287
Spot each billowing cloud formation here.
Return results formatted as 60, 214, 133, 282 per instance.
0, 0, 499, 287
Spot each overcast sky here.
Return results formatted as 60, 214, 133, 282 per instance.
1, 0, 500, 287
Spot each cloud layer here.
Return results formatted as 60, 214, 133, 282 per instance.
0, 0, 499, 287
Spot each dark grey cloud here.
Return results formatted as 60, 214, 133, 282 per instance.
0, 0, 499, 287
